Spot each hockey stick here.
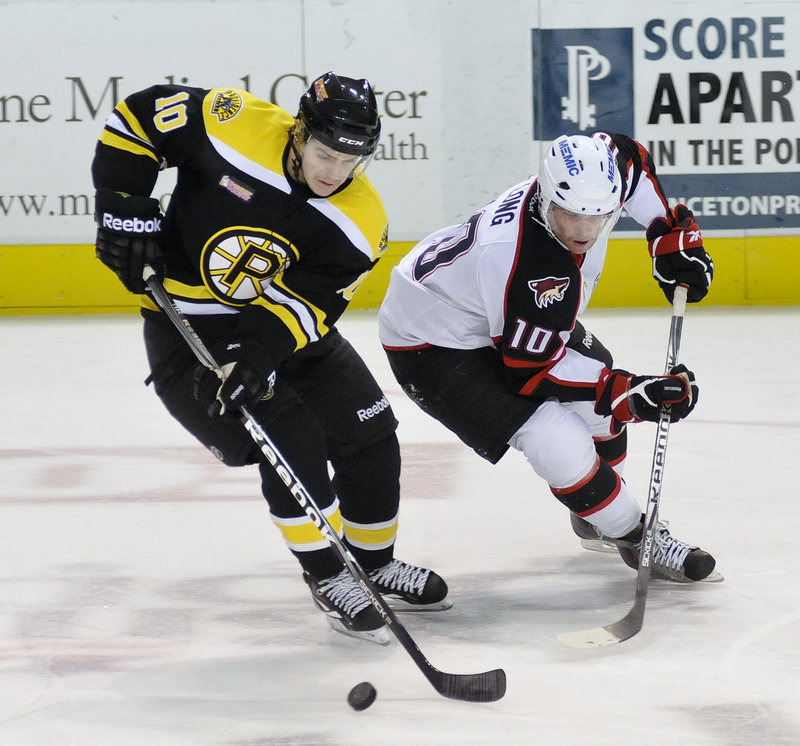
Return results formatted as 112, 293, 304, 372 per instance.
557, 284, 689, 649
142, 266, 506, 702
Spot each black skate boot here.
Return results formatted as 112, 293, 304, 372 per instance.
304, 568, 389, 645
368, 559, 452, 612
615, 517, 720, 583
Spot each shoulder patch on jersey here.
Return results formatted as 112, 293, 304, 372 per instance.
203, 89, 293, 182
528, 276, 570, 308
209, 89, 243, 122
219, 174, 254, 202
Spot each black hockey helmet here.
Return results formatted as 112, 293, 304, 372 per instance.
296, 71, 381, 157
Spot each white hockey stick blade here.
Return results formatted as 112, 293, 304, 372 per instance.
557, 626, 624, 649
558, 569, 724, 650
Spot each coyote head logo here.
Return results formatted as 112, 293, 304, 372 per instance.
528, 276, 570, 308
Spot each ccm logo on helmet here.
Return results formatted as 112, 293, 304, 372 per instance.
102, 212, 161, 233
338, 136, 365, 146
558, 139, 581, 176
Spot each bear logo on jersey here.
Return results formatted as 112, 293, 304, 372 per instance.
201, 227, 299, 306
528, 276, 570, 308
210, 89, 243, 122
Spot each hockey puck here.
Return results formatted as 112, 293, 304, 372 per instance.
347, 681, 377, 711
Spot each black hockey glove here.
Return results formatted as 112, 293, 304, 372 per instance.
95, 188, 164, 294
193, 342, 276, 417
595, 364, 699, 424
647, 205, 714, 303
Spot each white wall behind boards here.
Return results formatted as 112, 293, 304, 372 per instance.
1, 0, 798, 245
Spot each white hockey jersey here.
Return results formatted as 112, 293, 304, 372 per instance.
378, 132, 672, 402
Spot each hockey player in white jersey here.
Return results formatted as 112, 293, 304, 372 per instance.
378, 132, 718, 583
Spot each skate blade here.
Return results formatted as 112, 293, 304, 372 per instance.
579, 538, 617, 553
385, 597, 454, 613
326, 617, 390, 646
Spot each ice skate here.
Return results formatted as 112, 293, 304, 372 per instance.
304, 568, 390, 645
571, 514, 722, 582
615, 518, 722, 583
368, 559, 452, 611
570, 514, 617, 553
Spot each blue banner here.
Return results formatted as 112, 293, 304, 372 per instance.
617, 172, 800, 231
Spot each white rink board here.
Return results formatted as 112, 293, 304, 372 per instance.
1, 0, 799, 243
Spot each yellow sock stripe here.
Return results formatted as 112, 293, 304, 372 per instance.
271, 502, 343, 552
342, 515, 398, 551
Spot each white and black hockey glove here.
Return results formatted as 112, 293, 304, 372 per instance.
647, 205, 714, 303
595, 364, 699, 425
95, 188, 164, 294
193, 341, 276, 417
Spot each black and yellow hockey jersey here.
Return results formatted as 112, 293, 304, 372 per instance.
92, 85, 388, 367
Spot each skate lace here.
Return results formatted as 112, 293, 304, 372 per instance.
370, 559, 429, 594
317, 569, 370, 616
652, 520, 691, 571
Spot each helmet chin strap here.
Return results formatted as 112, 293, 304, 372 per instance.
288, 151, 303, 182
532, 188, 571, 251
286, 120, 308, 184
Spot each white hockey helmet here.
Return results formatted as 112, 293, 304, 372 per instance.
537, 135, 622, 240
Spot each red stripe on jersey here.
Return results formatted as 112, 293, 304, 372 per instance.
381, 342, 432, 352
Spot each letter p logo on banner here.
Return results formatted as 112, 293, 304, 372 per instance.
532, 28, 634, 141
561, 45, 610, 130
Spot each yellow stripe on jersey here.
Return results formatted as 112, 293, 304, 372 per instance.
98, 129, 160, 163
138, 277, 232, 312
326, 176, 389, 262
249, 293, 311, 351
342, 515, 398, 551
271, 503, 344, 552
272, 272, 329, 336
115, 99, 154, 145
164, 278, 218, 299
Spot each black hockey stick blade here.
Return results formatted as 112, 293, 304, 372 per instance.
431, 668, 507, 702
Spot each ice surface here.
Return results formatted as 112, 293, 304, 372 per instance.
1, 306, 799, 745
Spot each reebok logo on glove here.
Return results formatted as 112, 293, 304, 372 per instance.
102, 212, 162, 234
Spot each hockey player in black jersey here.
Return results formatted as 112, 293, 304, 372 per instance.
379, 133, 720, 584
92, 72, 450, 645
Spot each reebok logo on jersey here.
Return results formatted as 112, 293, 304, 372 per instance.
357, 395, 390, 422
102, 212, 161, 234
528, 276, 570, 308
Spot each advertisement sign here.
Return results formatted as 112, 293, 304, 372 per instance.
532, 4, 800, 231
2, 1, 799, 247
0, 0, 444, 244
